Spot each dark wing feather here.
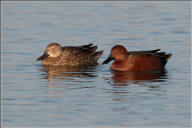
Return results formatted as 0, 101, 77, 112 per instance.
78, 43, 93, 48
128, 49, 160, 54
62, 44, 99, 55
79, 45, 98, 54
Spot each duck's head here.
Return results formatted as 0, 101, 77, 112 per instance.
37, 43, 62, 61
102, 45, 128, 64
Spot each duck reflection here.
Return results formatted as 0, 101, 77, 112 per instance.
39, 65, 97, 81
112, 70, 167, 86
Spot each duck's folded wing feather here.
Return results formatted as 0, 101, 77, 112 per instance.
128, 49, 160, 54
62, 44, 99, 55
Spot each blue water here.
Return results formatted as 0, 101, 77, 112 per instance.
1, 1, 191, 127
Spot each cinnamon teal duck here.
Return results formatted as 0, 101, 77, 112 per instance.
102, 45, 171, 72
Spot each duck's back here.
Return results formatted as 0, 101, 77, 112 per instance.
127, 51, 171, 71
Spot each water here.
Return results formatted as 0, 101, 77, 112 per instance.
1, 1, 191, 127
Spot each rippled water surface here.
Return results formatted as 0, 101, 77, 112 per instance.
1, 1, 191, 127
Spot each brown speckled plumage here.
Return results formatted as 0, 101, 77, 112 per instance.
37, 43, 103, 66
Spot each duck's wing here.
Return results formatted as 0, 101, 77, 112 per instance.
128, 50, 172, 66
62, 44, 103, 63
128, 49, 160, 54
129, 49, 170, 57
78, 43, 93, 48
76, 44, 99, 54
62, 43, 101, 55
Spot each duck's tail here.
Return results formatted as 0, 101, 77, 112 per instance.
162, 53, 172, 66
165, 54, 172, 61
93, 50, 103, 61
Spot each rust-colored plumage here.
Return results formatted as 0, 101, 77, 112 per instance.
102, 45, 172, 72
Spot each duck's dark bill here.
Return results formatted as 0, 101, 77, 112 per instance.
102, 56, 114, 64
37, 53, 49, 61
